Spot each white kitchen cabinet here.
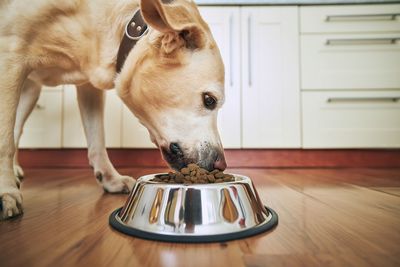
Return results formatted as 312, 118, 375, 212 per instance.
241, 7, 301, 148
199, 7, 241, 148
62, 85, 122, 148
19, 86, 63, 148
302, 91, 400, 148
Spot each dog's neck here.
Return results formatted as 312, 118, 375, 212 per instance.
89, 1, 159, 90
85, 0, 141, 89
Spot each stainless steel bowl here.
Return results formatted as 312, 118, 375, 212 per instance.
109, 173, 278, 242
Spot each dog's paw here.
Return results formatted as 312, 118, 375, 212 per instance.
0, 186, 23, 220
96, 172, 135, 194
13, 164, 24, 180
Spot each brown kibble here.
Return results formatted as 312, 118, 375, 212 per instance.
188, 163, 198, 171
215, 172, 224, 178
223, 177, 233, 182
150, 163, 234, 184
199, 174, 207, 180
223, 174, 234, 182
181, 168, 190, 175
198, 168, 208, 175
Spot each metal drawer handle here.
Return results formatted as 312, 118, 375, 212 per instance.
326, 13, 400, 22
229, 14, 234, 87
326, 38, 399, 46
248, 14, 252, 87
35, 104, 45, 110
327, 97, 400, 103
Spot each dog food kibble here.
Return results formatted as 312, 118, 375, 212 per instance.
150, 163, 234, 184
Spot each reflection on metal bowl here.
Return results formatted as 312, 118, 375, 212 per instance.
109, 174, 278, 243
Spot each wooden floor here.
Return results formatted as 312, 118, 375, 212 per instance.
1, 167, 399, 267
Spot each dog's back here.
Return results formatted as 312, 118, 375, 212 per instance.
1, 0, 75, 61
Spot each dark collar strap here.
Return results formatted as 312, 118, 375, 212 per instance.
116, 9, 148, 73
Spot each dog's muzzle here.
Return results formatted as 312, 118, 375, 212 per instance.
161, 142, 226, 171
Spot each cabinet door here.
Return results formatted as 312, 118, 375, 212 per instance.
199, 7, 241, 148
19, 87, 62, 148
241, 7, 301, 148
62, 85, 122, 148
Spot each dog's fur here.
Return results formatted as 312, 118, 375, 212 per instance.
0, 0, 226, 220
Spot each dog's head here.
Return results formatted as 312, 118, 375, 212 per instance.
116, 0, 226, 171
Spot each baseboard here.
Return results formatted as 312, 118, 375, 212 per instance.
18, 148, 400, 168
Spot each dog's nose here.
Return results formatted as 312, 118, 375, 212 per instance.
169, 142, 183, 156
214, 156, 227, 171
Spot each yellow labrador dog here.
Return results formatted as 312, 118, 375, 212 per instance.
0, 0, 226, 220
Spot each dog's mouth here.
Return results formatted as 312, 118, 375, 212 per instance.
160, 142, 225, 171
161, 144, 187, 170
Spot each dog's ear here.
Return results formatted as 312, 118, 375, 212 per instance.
140, 0, 206, 53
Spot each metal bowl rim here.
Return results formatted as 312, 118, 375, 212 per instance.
136, 173, 251, 187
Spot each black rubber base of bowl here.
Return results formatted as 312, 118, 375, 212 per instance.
109, 206, 278, 243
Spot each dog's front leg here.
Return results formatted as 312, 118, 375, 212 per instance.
76, 83, 135, 193
13, 79, 42, 179
0, 57, 26, 220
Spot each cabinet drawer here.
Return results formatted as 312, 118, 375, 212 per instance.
300, 5, 400, 33
301, 33, 400, 90
19, 87, 62, 148
302, 91, 400, 148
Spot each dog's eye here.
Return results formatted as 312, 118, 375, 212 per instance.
203, 93, 217, 110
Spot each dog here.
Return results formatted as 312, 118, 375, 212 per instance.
0, 0, 226, 220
